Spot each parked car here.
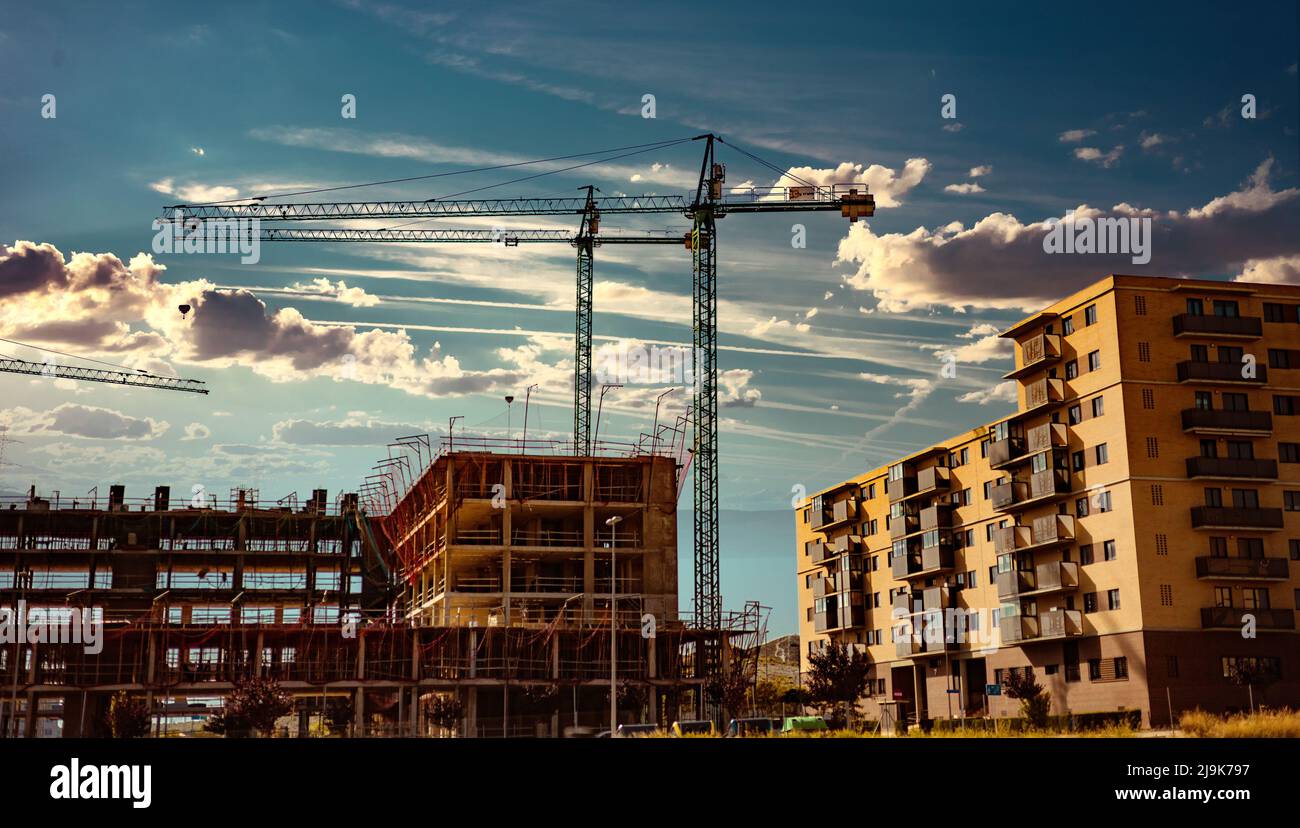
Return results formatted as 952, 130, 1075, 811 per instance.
780, 715, 828, 734
615, 723, 662, 737
725, 717, 780, 737
669, 719, 716, 737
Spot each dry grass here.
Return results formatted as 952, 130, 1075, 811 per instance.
1178, 708, 1300, 738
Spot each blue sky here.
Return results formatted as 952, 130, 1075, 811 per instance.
0, 1, 1297, 632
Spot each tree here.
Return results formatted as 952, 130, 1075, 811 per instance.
1002, 668, 1050, 729
204, 676, 294, 737
1227, 658, 1279, 713
105, 692, 151, 739
705, 665, 753, 719
427, 694, 464, 737
754, 678, 794, 715
325, 698, 354, 737
806, 644, 870, 728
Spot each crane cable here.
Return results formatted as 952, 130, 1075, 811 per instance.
184, 137, 696, 205
0, 336, 154, 374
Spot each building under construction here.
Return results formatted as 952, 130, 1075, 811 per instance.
0, 440, 759, 737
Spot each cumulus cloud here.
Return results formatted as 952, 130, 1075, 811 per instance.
1139, 131, 1171, 150
181, 422, 211, 441
957, 380, 1017, 405
1074, 145, 1124, 168
720, 368, 762, 408
287, 277, 380, 307
969, 165, 992, 178
835, 158, 1300, 312
944, 182, 985, 195
272, 417, 432, 446
0, 240, 559, 399
1236, 255, 1300, 285
0, 403, 169, 440
939, 323, 1012, 365
1058, 129, 1096, 143
773, 158, 930, 209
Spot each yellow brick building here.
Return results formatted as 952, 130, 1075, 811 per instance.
796, 274, 1300, 727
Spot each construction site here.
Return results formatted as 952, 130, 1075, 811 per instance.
0, 133, 874, 738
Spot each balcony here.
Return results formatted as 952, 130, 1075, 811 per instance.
1020, 377, 1066, 415
1026, 422, 1068, 454
1181, 408, 1273, 436
919, 503, 953, 531
1176, 361, 1268, 385
1004, 332, 1063, 380
813, 571, 865, 599
988, 435, 1027, 469
891, 550, 922, 580
1190, 506, 1284, 531
1195, 556, 1290, 581
999, 608, 1083, 645
887, 473, 917, 502
995, 470, 1069, 512
815, 599, 866, 633
1185, 456, 1278, 481
915, 465, 950, 496
992, 514, 1076, 556
1200, 607, 1295, 631
1172, 313, 1262, 339
889, 513, 920, 540
996, 561, 1080, 600
893, 611, 959, 658
914, 544, 955, 577
806, 540, 834, 566
811, 497, 858, 531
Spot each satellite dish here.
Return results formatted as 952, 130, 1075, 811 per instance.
178, 304, 192, 318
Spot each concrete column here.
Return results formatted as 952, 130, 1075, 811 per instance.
353, 687, 365, 736
466, 686, 478, 738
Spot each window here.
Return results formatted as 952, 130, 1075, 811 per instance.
1107, 588, 1121, 610
1186, 298, 1204, 316
1142, 388, 1155, 409
1191, 344, 1209, 362
1045, 663, 1059, 676
1226, 440, 1254, 459
1204, 487, 1223, 507
1088, 659, 1102, 680
1232, 488, 1260, 509
1264, 302, 1289, 322
1076, 497, 1089, 518
1062, 315, 1075, 335
1097, 491, 1112, 512
1091, 396, 1104, 417
1222, 393, 1249, 411
1280, 443, 1300, 463
1243, 588, 1270, 610
1103, 539, 1117, 561
1269, 349, 1293, 369
1087, 350, 1101, 371
1114, 657, 1129, 679
1159, 584, 1173, 606
1068, 404, 1082, 425
1213, 299, 1240, 318
1084, 304, 1097, 326
1065, 360, 1078, 380
1134, 295, 1147, 315
1214, 587, 1233, 608
1291, 539, 1300, 561
1083, 592, 1098, 613
1137, 341, 1151, 362
988, 564, 998, 583
983, 481, 992, 500
1155, 534, 1168, 555
1072, 450, 1085, 471
1079, 543, 1094, 564
802, 508, 810, 524
1238, 538, 1264, 559
1095, 443, 1109, 465
1286, 491, 1300, 512
1195, 391, 1213, 410
1275, 395, 1297, 416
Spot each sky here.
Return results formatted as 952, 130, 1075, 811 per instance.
0, 0, 1297, 633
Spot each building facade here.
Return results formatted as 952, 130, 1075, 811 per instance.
796, 274, 1300, 727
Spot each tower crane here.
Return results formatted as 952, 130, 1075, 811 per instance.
161, 133, 873, 643
0, 356, 208, 394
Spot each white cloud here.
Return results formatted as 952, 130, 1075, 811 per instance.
944, 182, 985, 195
1073, 145, 1124, 168
181, 422, 211, 441
287, 277, 381, 307
0, 403, 169, 440
773, 158, 931, 209
957, 380, 1017, 405
969, 165, 992, 178
1058, 129, 1096, 143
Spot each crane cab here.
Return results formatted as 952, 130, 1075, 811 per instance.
839, 187, 876, 223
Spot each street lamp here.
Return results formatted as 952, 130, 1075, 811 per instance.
593, 384, 622, 454
605, 514, 623, 734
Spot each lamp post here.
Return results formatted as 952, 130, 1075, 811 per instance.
652, 388, 677, 453
605, 514, 623, 734
593, 384, 622, 455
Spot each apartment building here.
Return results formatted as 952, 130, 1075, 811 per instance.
796, 274, 1300, 727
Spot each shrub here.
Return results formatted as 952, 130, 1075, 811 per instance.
204, 676, 294, 737
1002, 669, 1051, 729
105, 692, 151, 739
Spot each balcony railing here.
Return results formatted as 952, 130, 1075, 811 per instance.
1022, 377, 1066, 412
991, 480, 1029, 510
996, 560, 1080, 600
1027, 422, 1068, 453
916, 465, 950, 495
889, 513, 919, 540
919, 503, 953, 531
1176, 361, 1268, 385
988, 435, 1026, 469
1172, 313, 1262, 339
917, 545, 954, 576
1195, 556, 1290, 580
806, 540, 834, 566
891, 552, 921, 580
1005, 332, 1062, 379
1200, 606, 1295, 631
1190, 506, 1284, 530
992, 514, 1076, 556
811, 497, 858, 530
994, 470, 1069, 511
1185, 456, 1278, 480
886, 474, 916, 502
1181, 408, 1273, 435
999, 608, 1082, 644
